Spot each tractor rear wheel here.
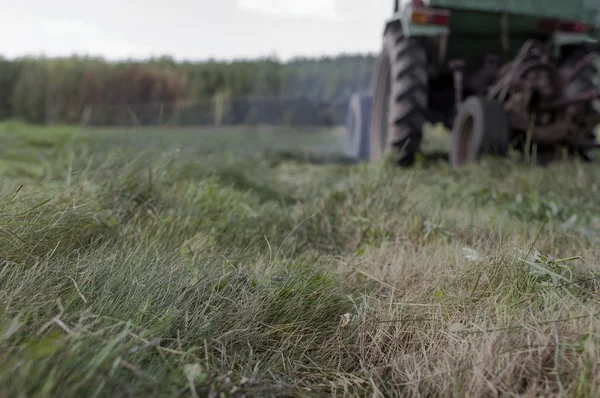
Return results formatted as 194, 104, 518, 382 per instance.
561, 50, 600, 161
450, 96, 509, 168
369, 27, 428, 167
562, 51, 600, 115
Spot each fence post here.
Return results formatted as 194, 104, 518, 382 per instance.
214, 94, 223, 126
79, 105, 92, 127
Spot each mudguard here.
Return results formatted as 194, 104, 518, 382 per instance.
385, 5, 450, 70
552, 32, 599, 50
386, 9, 449, 38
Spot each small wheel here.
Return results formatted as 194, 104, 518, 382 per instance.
346, 92, 372, 162
450, 96, 509, 168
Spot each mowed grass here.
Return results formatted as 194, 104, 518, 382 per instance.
1, 121, 600, 397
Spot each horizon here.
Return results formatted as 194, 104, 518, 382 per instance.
2, 0, 390, 62
0, 50, 379, 64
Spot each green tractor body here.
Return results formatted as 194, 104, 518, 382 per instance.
347, 0, 600, 166
395, 0, 599, 64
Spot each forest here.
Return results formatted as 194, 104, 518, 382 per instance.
0, 54, 376, 127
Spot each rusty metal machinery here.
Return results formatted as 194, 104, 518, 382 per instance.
449, 40, 600, 166
492, 41, 599, 151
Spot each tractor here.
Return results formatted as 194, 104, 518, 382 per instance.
347, 0, 600, 167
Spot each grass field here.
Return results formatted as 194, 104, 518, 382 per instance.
1, 120, 600, 397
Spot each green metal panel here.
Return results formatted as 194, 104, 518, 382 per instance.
506, 0, 597, 24
425, 0, 599, 24
399, 22, 450, 37
427, 0, 504, 13
391, 0, 600, 66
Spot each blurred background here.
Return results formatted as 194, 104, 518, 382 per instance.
0, 1, 391, 133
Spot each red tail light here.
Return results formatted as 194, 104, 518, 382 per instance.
410, 8, 451, 26
539, 18, 594, 33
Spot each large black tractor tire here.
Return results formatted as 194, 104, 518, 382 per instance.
561, 51, 600, 161
346, 91, 372, 162
450, 96, 509, 168
369, 27, 428, 167
563, 51, 600, 114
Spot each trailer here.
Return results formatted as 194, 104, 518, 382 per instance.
347, 0, 600, 167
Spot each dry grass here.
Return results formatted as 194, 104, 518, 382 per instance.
0, 121, 599, 397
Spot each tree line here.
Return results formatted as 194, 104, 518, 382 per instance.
0, 54, 376, 126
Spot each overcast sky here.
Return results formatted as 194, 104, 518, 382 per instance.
1, 0, 390, 61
